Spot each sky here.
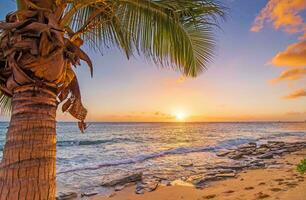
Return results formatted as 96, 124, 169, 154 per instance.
0, 0, 305, 122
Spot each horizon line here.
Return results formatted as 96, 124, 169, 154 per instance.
0, 120, 305, 123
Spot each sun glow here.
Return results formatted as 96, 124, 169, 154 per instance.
175, 112, 187, 121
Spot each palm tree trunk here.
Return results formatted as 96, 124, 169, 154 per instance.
0, 85, 57, 199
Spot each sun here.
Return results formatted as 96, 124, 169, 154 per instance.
175, 112, 187, 121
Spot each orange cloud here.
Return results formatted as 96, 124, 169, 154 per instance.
284, 88, 306, 99
251, 0, 306, 33
271, 41, 306, 67
271, 68, 306, 83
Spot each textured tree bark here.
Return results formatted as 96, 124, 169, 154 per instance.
0, 85, 57, 200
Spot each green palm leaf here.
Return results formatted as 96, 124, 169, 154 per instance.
62, 0, 225, 77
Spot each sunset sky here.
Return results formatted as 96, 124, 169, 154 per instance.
0, 0, 305, 122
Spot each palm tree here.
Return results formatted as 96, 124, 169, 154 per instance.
0, 0, 224, 199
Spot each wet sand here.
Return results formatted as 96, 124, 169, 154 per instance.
92, 149, 306, 200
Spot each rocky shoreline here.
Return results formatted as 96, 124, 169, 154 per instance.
56, 140, 306, 200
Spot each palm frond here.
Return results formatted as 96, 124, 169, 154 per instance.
62, 0, 225, 77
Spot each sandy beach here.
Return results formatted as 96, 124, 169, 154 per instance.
91, 149, 306, 200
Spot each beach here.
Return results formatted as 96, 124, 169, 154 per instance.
30, 122, 305, 199
93, 148, 306, 200
55, 138, 306, 200
50, 122, 306, 195
2, 122, 303, 199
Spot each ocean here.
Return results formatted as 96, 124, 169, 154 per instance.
0, 122, 305, 194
